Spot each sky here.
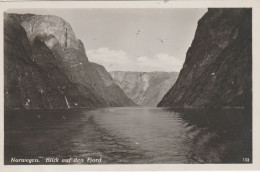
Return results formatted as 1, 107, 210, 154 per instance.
7, 8, 207, 72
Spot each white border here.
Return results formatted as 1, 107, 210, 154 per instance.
0, 0, 260, 171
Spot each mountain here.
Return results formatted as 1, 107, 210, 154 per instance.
158, 9, 252, 108
110, 71, 179, 106
4, 13, 135, 109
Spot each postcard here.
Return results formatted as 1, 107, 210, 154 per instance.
0, 0, 260, 171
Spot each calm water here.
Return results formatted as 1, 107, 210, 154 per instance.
5, 107, 252, 164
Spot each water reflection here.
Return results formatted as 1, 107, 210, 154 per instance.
166, 108, 252, 163
4, 107, 252, 164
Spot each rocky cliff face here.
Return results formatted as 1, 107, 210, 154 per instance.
110, 71, 179, 106
4, 13, 134, 109
158, 9, 252, 108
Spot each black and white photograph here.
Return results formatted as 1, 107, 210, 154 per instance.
1, 1, 259, 170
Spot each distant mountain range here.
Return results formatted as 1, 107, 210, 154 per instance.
110, 71, 179, 106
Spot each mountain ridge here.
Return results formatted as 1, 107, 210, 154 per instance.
158, 8, 252, 108
4, 13, 135, 109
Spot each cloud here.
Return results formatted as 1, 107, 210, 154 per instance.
86, 48, 183, 72
87, 47, 130, 64
137, 53, 183, 72
86, 47, 133, 71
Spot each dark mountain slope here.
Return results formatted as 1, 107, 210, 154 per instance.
4, 14, 107, 109
4, 13, 134, 109
158, 9, 252, 108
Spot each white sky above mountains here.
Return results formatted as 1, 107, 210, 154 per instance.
7, 8, 207, 72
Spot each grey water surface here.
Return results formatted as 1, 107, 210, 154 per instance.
5, 107, 252, 164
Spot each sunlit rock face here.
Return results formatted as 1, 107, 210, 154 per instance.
4, 13, 134, 109
110, 71, 179, 106
20, 14, 80, 50
158, 9, 252, 108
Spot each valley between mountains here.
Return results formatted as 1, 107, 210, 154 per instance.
4, 8, 251, 109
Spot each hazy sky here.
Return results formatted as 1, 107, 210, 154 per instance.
7, 8, 207, 72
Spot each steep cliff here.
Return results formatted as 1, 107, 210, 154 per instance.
158, 9, 252, 108
110, 71, 178, 106
4, 13, 134, 109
